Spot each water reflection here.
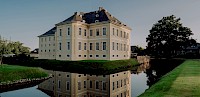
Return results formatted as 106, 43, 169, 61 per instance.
131, 63, 150, 97
38, 70, 131, 97
1, 60, 181, 97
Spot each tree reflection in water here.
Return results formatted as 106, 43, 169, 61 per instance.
133, 59, 183, 88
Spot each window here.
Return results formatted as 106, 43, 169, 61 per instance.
121, 44, 122, 51
67, 27, 70, 35
124, 92, 126, 97
84, 80, 87, 88
49, 50, 50, 52
67, 42, 70, 50
84, 43, 87, 50
118, 43, 120, 51
84, 29, 87, 36
117, 29, 118, 36
90, 55, 92, 57
103, 55, 106, 57
90, 30, 93, 36
41, 38, 43, 42
66, 81, 70, 90
79, 28, 81, 35
124, 32, 126, 38
90, 43, 93, 50
103, 42, 106, 50
113, 55, 114, 57
59, 43, 62, 50
127, 33, 129, 39
84, 55, 86, 57
117, 81, 119, 88
78, 81, 81, 90
113, 28, 115, 35
96, 14, 99, 17
124, 44, 126, 51
96, 29, 99, 36
117, 43, 119, 50
58, 80, 61, 89
59, 29, 62, 36
45, 38, 46, 42
96, 81, 99, 89
67, 55, 70, 57
124, 79, 126, 85
96, 42, 99, 50
59, 55, 61, 57
78, 42, 81, 50
112, 82, 115, 90
120, 31, 122, 37
49, 37, 51, 41
96, 55, 99, 57
90, 80, 92, 88
112, 42, 115, 50
103, 27, 106, 35
79, 55, 81, 57
103, 82, 106, 90
121, 80, 123, 87
53, 37, 55, 41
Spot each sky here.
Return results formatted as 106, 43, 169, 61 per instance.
1, 0, 200, 50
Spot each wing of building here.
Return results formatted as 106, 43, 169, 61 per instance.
38, 7, 132, 60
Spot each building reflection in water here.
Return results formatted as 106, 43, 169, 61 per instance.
38, 70, 131, 97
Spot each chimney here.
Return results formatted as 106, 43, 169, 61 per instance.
74, 12, 80, 15
99, 7, 104, 11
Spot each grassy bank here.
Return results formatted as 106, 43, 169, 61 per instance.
0, 64, 48, 83
3, 57, 139, 74
139, 60, 200, 97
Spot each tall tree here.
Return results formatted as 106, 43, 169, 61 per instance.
146, 15, 193, 57
0, 39, 8, 64
0, 38, 30, 65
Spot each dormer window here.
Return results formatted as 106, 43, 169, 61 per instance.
95, 20, 99, 23
96, 14, 99, 17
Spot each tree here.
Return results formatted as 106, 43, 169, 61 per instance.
146, 15, 193, 57
132, 46, 145, 55
0, 37, 30, 65
0, 39, 8, 65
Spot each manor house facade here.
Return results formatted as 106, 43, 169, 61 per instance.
38, 7, 131, 60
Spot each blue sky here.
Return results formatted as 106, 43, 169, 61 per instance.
1, 0, 200, 50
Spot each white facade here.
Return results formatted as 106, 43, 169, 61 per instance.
39, 35, 56, 59
38, 7, 132, 61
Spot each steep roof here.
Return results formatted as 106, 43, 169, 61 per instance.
38, 27, 56, 37
39, 7, 131, 37
58, 7, 128, 27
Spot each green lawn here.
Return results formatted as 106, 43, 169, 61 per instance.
0, 64, 48, 83
139, 60, 200, 97
3, 58, 139, 75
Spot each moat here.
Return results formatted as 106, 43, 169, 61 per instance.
1, 60, 180, 97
